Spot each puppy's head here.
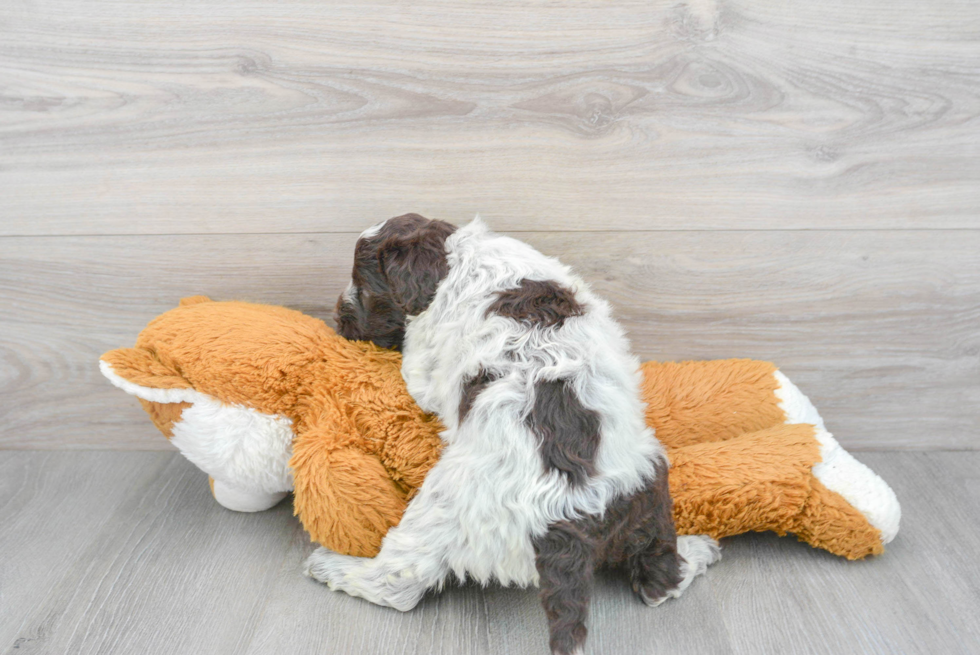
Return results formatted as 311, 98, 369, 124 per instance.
335, 213, 457, 350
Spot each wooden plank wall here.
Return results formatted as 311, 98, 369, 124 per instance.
2, 0, 978, 450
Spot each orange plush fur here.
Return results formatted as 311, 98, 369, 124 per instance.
102, 297, 887, 561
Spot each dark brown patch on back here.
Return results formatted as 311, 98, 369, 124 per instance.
458, 368, 497, 424
486, 279, 585, 329
528, 379, 601, 486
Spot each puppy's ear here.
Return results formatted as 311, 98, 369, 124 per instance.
378, 220, 457, 316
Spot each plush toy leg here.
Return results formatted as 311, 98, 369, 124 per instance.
789, 472, 885, 559
292, 444, 409, 559
668, 423, 897, 560
303, 464, 457, 612
668, 424, 822, 541
208, 477, 289, 512
773, 371, 901, 548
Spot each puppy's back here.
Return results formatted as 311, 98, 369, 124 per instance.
403, 218, 664, 519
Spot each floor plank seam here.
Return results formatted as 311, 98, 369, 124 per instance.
5, 227, 980, 238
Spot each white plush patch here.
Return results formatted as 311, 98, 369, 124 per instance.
774, 371, 901, 544
100, 360, 295, 496
169, 397, 295, 495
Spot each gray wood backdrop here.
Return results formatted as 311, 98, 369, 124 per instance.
2, 0, 978, 450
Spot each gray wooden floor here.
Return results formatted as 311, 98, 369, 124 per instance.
2, 0, 979, 653
2, 450, 977, 655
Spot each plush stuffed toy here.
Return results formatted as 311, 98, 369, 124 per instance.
100, 296, 900, 561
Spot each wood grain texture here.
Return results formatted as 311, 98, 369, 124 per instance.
0, 452, 300, 655
2, 229, 978, 450
2, 451, 978, 654
0, 451, 175, 651
2, 0, 979, 234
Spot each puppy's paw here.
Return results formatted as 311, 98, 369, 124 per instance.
639, 589, 670, 607
639, 535, 721, 607
304, 548, 425, 611
304, 547, 360, 590
678, 534, 722, 578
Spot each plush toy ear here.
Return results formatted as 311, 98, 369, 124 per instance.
100, 347, 191, 392
377, 220, 456, 316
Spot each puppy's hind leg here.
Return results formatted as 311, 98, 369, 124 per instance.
534, 522, 596, 655
629, 530, 682, 607
632, 533, 721, 607
628, 466, 721, 606
306, 449, 478, 612
304, 459, 462, 611
674, 534, 722, 594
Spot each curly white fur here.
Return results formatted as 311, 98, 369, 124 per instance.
305, 218, 686, 610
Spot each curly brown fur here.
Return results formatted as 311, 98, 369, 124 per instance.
487, 278, 585, 328
533, 522, 596, 655
335, 214, 457, 350
527, 378, 601, 487
459, 368, 498, 424
534, 460, 681, 653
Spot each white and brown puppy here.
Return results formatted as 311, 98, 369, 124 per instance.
307, 214, 720, 655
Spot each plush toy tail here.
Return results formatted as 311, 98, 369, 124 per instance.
669, 424, 823, 543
